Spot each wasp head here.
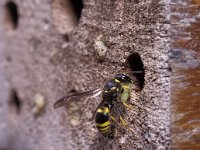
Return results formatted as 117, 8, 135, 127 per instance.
114, 74, 132, 84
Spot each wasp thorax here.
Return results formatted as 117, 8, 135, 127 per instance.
102, 79, 122, 101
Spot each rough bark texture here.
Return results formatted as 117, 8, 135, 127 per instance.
0, 0, 171, 149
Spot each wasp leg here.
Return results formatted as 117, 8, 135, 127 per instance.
112, 104, 138, 137
124, 101, 152, 117
110, 113, 138, 138
121, 91, 141, 109
122, 101, 132, 109
122, 101, 143, 114
109, 114, 123, 137
109, 114, 126, 131
119, 116, 138, 137
121, 101, 141, 116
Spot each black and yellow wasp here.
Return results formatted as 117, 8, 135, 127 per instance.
54, 74, 133, 138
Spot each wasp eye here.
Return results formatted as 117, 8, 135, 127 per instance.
115, 74, 132, 83
121, 88, 124, 94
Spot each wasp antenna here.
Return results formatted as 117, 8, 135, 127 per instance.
132, 71, 144, 74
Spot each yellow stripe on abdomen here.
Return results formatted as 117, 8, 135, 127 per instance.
98, 125, 110, 131
96, 124, 110, 134
96, 121, 110, 127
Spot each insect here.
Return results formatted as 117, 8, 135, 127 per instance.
53, 74, 133, 137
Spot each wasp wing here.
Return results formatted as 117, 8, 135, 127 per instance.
53, 88, 102, 109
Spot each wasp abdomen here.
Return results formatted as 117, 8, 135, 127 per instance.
95, 106, 111, 136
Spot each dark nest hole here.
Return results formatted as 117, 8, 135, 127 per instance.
70, 0, 83, 21
9, 89, 21, 114
4, 1, 19, 29
127, 53, 145, 89
51, 0, 83, 34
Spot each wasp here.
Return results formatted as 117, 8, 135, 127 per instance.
54, 74, 133, 138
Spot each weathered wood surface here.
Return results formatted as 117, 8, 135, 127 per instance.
1, 0, 170, 149
170, 0, 200, 149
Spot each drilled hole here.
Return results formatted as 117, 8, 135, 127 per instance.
62, 34, 69, 41
9, 89, 21, 114
69, 89, 78, 94
4, 1, 19, 30
127, 53, 145, 89
52, 0, 83, 34
70, 0, 83, 20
